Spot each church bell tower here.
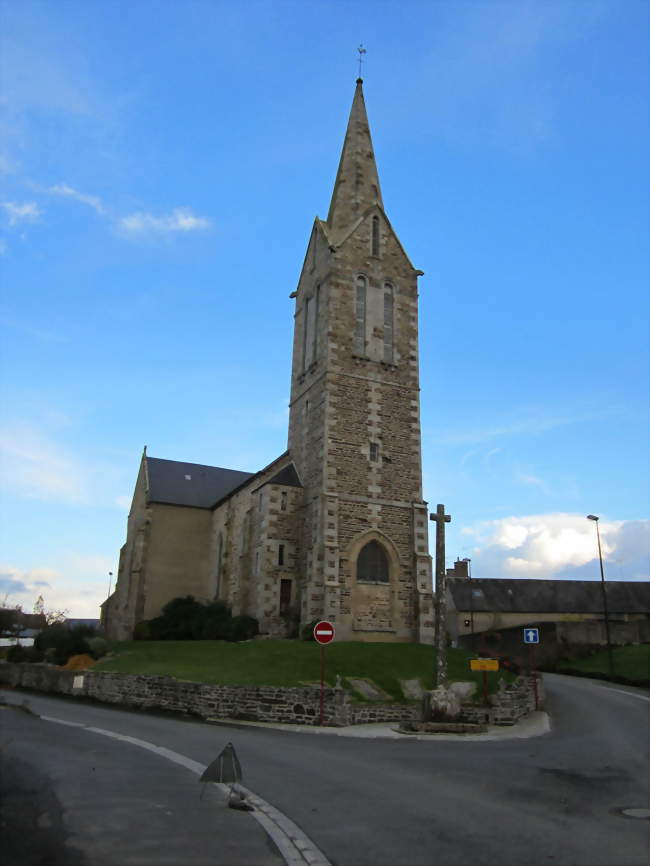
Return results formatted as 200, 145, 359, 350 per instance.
288, 79, 434, 642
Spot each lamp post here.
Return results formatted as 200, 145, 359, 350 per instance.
107, 572, 113, 598
586, 515, 614, 677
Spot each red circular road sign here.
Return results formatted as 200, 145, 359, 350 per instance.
313, 620, 335, 645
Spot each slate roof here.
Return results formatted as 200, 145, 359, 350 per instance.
0, 610, 46, 630
146, 457, 254, 509
64, 618, 101, 630
216, 452, 299, 507
267, 463, 302, 488
447, 578, 650, 614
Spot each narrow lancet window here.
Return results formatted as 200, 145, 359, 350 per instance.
302, 296, 311, 370
302, 292, 317, 370
354, 275, 367, 355
215, 532, 223, 597
313, 284, 320, 364
383, 283, 394, 363
371, 216, 380, 256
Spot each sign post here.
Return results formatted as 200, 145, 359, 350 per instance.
313, 621, 335, 725
470, 658, 499, 706
523, 628, 540, 710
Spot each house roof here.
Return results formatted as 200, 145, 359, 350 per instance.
146, 457, 254, 509
0, 610, 46, 630
447, 578, 650, 614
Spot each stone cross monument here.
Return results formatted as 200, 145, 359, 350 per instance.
430, 504, 451, 686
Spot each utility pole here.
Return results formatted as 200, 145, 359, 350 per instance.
587, 515, 614, 677
430, 504, 451, 687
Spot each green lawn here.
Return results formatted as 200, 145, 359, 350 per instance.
557, 644, 650, 683
94, 640, 512, 701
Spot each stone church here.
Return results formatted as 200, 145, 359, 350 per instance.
103, 79, 435, 643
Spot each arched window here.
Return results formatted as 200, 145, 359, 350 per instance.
357, 540, 389, 583
215, 532, 223, 597
354, 275, 367, 355
383, 282, 394, 363
371, 216, 380, 256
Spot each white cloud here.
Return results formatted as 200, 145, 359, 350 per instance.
462, 513, 650, 580
115, 494, 131, 510
440, 407, 619, 445
0, 422, 89, 503
1, 200, 41, 226
0, 560, 111, 618
417, 0, 607, 151
117, 207, 211, 237
516, 471, 550, 494
47, 183, 105, 214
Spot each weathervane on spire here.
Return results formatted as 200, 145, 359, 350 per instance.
357, 44, 367, 79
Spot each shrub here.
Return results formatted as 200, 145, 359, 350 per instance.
227, 615, 259, 642
35, 623, 98, 666
151, 596, 205, 640
7, 645, 44, 663
199, 602, 232, 640
133, 620, 152, 640
134, 597, 259, 643
62, 653, 96, 670
301, 619, 320, 641
85, 636, 108, 659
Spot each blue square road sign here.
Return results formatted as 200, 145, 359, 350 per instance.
524, 628, 540, 644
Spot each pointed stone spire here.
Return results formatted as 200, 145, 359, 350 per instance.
327, 79, 383, 236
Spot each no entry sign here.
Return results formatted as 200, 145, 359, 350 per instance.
313, 621, 335, 645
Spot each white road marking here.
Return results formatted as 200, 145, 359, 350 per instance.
606, 688, 650, 703
39, 714, 332, 866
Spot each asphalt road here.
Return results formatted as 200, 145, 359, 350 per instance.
1, 673, 648, 866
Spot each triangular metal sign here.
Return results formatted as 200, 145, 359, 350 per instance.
200, 742, 242, 784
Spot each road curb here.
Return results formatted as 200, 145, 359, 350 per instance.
205, 711, 552, 741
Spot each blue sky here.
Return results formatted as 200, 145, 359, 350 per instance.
1, 0, 648, 617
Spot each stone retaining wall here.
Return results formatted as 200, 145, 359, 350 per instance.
0, 664, 541, 727
452, 675, 544, 726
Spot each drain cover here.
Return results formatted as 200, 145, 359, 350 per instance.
620, 808, 650, 819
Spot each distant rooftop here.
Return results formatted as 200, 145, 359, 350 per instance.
64, 618, 101, 630
146, 457, 254, 509
447, 578, 650, 614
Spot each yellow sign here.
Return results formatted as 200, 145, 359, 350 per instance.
470, 658, 499, 672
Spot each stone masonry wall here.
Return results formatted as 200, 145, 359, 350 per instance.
1, 665, 541, 728
0, 664, 418, 726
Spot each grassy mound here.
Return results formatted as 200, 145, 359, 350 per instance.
94, 640, 513, 701
556, 643, 650, 685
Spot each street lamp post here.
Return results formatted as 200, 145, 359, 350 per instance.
107, 571, 113, 598
586, 515, 614, 677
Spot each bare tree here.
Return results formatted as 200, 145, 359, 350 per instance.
33, 595, 68, 626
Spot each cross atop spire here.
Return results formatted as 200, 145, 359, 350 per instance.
357, 44, 366, 79
326, 78, 383, 236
